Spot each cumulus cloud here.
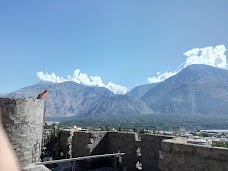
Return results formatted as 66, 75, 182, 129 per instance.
66, 69, 106, 87
148, 45, 227, 83
37, 72, 66, 83
37, 69, 128, 94
183, 45, 227, 68
147, 71, 179, 83
106, 82, 128, 94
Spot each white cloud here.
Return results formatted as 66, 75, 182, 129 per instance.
183, 45, 227, 68
148, 45, 227, 83
37, 72, 66, 83
37, 69, 127, 94
148, 71, 179, 83
106, 82, 128, 94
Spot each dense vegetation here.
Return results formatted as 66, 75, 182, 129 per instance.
213, 142, 228, 148
47, 113, 228, 131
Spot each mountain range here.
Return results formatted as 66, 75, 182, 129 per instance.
126, 83, 158, 98
141, 64, 228, 114
2, 81, 152, 117
2, 64, 228, 117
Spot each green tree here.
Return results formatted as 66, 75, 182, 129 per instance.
213, 142, 228, 148
118, 127, 122, 132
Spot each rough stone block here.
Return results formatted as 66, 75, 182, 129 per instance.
0, 98, 44, 168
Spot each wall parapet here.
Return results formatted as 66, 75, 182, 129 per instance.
107, 132, 141, 170
72, 131, 108, 157
60, 130, 175, 171
141, 134, 174, 171
159, 138, 228, 171
59, 130, 228, 171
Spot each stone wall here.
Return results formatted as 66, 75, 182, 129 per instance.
107, 132, 141, 170
60, 131, 173, 170
0, 98, 44, 168
59, 130, 228, 171
58, 130, 71, 156
159, 139, 228, 171
72, 131, 108, 157
141, 134, 174, 171
62, 130, 141, 170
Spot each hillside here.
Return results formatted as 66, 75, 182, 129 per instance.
126, 83, 158, 98
3, 64, 228, 116
141, 64, 228, 114
3, 81, 152, 117
86, 94, 153, 115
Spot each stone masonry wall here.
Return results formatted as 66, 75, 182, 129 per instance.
59, 130, 71, 156
72, 131, 108, 157
71, 131, 141, 170
0, 98, 44, 168
107, 132, 141, 171
60, 130, 228, 171
61, 131, 173, 171
141, 134, 174, 171
159, 139, 228, 171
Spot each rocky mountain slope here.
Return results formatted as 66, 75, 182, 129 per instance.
2, 64, 228, 116
126, 83, 158, 98
87, 94, 153, 115
2, 81, 152, 117
141, 64, 228, 114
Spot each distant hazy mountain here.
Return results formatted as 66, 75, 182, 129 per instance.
127, 83, 158, 98
141, 64, 228, 114
2, 81, 152, 117
86, 94, 153, 115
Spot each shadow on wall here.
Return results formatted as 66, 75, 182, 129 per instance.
63, 131, 173, 171
90, 132, 109, 155
72, 131, 111, 170
60, 131, 173, 171
71, 131, 108, 157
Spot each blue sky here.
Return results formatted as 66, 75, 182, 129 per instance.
0, 0, 228, 94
